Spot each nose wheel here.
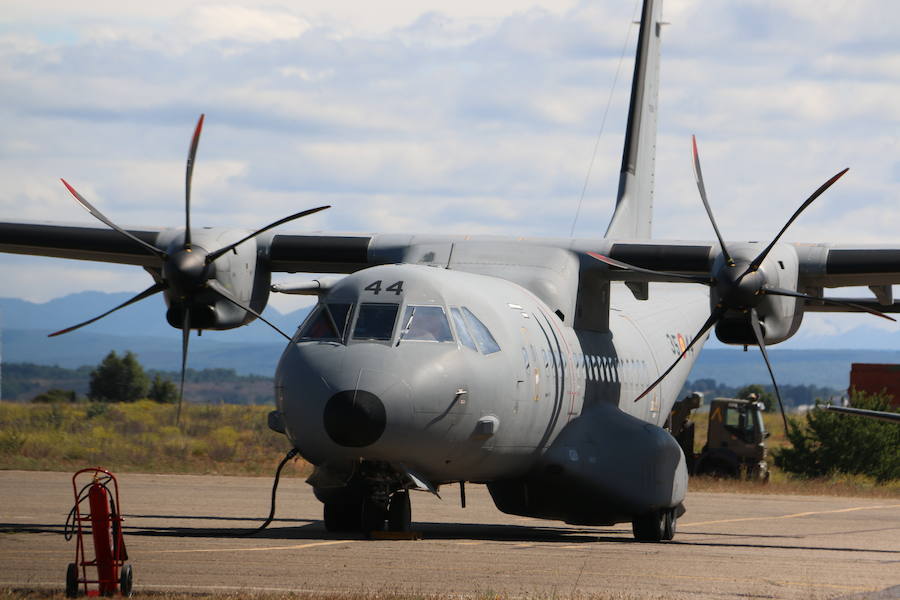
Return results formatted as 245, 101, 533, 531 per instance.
323, 490, 412, 533
387, 491, 411, 532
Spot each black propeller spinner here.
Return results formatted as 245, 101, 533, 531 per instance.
590, 135, 893, 433
50, 114, 330, 424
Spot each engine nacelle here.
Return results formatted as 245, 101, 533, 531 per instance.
711, 242, 804, 346
155, 227, 271, 330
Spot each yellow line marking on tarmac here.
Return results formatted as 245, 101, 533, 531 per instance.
142, 540, 356, 554
680, 503, 900, 528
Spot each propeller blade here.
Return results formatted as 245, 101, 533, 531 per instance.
586, 252, 712, 284
762, 286, 896, 322
746, 168, 849, 274
48, 283, 166, 337
60, 179, 166, 260
207, 280, 292, 341
634, 308, 722, 402
175, 310, 190, 427
692, 135, 734, 267
205, 205, 331, 264
184, 114, 205, 249
749, 308, 789, 434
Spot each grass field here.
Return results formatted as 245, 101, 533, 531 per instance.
0, 401, 896, 496
0, 401, 310, 477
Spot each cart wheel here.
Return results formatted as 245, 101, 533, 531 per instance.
119, 564, 133, 598
65, 563, 79, 598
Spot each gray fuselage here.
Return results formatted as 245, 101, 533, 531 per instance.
275, 264, 708, 497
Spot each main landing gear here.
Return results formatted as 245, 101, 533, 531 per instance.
323, 490, 412, 533
631, 507, 677, 542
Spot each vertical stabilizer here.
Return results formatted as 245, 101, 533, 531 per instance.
605, 0, 663, 240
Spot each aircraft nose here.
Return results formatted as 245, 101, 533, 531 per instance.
323, 390, 386, 447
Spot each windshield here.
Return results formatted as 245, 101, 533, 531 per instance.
398, 305, 453, 342
352, 303, 400, 341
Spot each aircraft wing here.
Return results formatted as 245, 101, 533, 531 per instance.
0, 221, 163, 267
4, 220, 900, 291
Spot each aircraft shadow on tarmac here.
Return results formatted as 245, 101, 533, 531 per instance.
2, 516, 898, 554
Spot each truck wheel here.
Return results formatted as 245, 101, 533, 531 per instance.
632, 510, 665, 542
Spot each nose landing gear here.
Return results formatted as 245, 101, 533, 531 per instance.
323, 490, 412, 533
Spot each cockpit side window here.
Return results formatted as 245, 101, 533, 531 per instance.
450, 307, 477, 351
461, 307, 501, 354
352, 303, 400, 341
328, 303, 352, 338
399, 305, 454, 342
296, 304, 339, 341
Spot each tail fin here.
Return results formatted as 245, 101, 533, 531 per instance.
605, 0, 664, 240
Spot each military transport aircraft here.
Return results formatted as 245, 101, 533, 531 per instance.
1, 0, 898, 542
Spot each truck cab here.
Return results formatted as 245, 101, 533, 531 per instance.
668, 394, 769, 481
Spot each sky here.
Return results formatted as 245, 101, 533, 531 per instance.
1, 0, 899, 347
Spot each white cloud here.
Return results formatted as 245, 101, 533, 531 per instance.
1, 0, 899, 348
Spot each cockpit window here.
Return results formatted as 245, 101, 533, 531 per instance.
352, 303, 399, 341
461, 307, 501, 354
328, 303, 352, 338
296, 304, 340, 341
399, 305, 453, 342
450, 307, 477, 351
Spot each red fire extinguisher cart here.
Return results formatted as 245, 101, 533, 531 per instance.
65, 468, 133, 597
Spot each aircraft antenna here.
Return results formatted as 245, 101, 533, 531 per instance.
570, 0, 642, 239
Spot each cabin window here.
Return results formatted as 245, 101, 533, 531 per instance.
296, 303, 349, 341
461, 307, 501, 355
352, 303, 399, 341
398, 305, 453, 342
450, 307, 478, 351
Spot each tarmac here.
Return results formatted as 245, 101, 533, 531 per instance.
0, 470, 898, 599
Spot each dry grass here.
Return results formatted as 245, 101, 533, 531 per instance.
0, 402, 896, 498
689, 472, 900, 497
0, 401, 311, 477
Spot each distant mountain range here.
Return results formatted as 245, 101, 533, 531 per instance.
0, 291, 897, 386
0, 292, 311, 375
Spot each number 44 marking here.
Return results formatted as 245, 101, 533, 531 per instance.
364, 280, 404, 295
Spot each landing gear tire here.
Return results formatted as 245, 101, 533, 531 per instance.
632, 510, 666, 542
387, 491, 412, 532
361, 499, 387, 533
662, 508, 676, 541
324, 502, 360, 532
119, 564, 133, 598
65, 563, 79, 598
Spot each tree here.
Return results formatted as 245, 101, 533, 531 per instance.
148, 375, 178, 404
774, 391, 900, 482
89, 351, 149, 403
737, 384, 775, 412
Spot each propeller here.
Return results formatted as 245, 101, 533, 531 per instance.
590, 135, 883, 434
52, 114, 329, 423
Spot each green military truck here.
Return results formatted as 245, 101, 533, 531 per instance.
666, 393, 769, 481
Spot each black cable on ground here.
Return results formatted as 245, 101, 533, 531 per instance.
245, 447, 299, 536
